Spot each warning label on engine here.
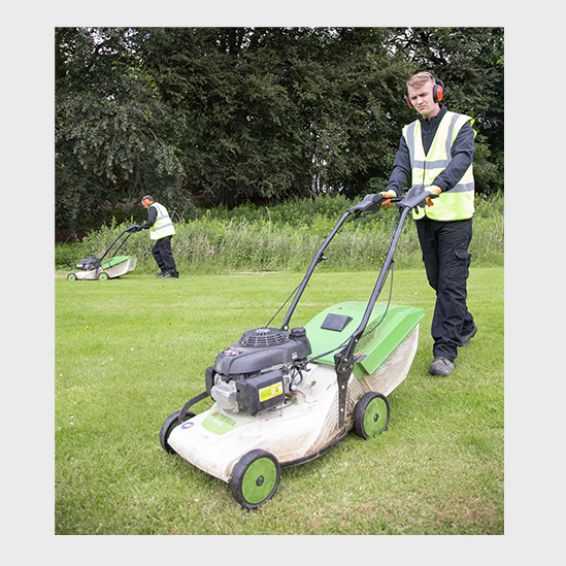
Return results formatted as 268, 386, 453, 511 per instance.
259, 381, 283, 402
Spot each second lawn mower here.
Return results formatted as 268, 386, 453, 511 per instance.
160, 186, 435, 509
67, 226, 138, 281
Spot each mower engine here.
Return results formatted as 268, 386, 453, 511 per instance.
206, 327, 311, 415
76, 256, 101, 271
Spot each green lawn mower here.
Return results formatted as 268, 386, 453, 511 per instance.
66, 227, 138, 281
160, 186, 435, 509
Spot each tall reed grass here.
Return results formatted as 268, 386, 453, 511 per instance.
56, 193, 504, 273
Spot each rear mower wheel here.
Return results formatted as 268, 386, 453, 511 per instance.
67, 273, 77, 281
230, 449, 280, 510
159, 410, 195, 454
97, 272, 110, 280
353, 392, 390, 439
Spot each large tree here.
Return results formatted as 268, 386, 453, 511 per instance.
55, 27, 504, 238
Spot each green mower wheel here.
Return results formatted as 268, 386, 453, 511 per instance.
159, 410, 196, 454
353, 392, 390, 439
67, 273, 77, 281
230, 449, 280, 510
97, 272, 110, 280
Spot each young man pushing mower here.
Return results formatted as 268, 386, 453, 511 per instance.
381, 71, 478, 376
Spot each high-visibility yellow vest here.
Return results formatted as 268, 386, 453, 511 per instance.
149, 202, 176, 240
403, 111, 475, 221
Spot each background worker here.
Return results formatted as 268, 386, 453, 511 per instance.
381, 71, 477, 376
136, 195, 179, 278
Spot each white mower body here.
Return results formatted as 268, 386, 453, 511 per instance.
168, 326, 419, 483
71, 255, 137, 280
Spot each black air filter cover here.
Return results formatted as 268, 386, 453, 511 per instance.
239, 328, 289, 348
215, 327, 311, 376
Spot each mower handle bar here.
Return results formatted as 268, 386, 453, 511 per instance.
280, 185, 434, 331
346, 205, 411, 344
98, 228, 136, 263
280, 208, 351, 330
279, 191, 381, 331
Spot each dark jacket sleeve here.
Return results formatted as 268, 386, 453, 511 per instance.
432, 122, 474, 192
140, 206, 157, 229
386, 136, 411, 196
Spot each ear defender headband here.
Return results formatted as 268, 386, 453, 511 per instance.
404, 72, 445, 108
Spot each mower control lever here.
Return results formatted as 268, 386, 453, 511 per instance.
348, 193, 383, 214
398, 185, 439, 210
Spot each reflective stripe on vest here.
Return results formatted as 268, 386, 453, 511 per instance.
403, 111, 475, 221
149, 202, 176, 240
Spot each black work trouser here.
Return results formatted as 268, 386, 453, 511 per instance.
152, 236, 179, 276
416, 217, 475, 362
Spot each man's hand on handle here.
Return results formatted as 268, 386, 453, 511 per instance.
379, 190, 397, 207
424, 185, 442, 206
379, 185, 442, 208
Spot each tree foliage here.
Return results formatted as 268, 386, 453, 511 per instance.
55, 27, 504, 238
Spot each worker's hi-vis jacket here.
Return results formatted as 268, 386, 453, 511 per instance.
149, 202, 176, 240
403, 111, 475, 221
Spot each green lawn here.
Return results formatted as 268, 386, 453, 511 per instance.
55, 266, 503, 534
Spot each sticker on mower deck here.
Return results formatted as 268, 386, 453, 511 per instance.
202, 411, 239, 435
259, 382, 283, 402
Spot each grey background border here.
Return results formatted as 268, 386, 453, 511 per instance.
3, 1, 563, 563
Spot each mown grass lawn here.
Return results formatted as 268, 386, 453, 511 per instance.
55, 266, 503, 534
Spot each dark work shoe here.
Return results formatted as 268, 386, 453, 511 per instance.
460, 325, 478, 346
429, 357, 455, 377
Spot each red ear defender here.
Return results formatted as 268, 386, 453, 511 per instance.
434, 84, 444, 103
404, 94, 413, 108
